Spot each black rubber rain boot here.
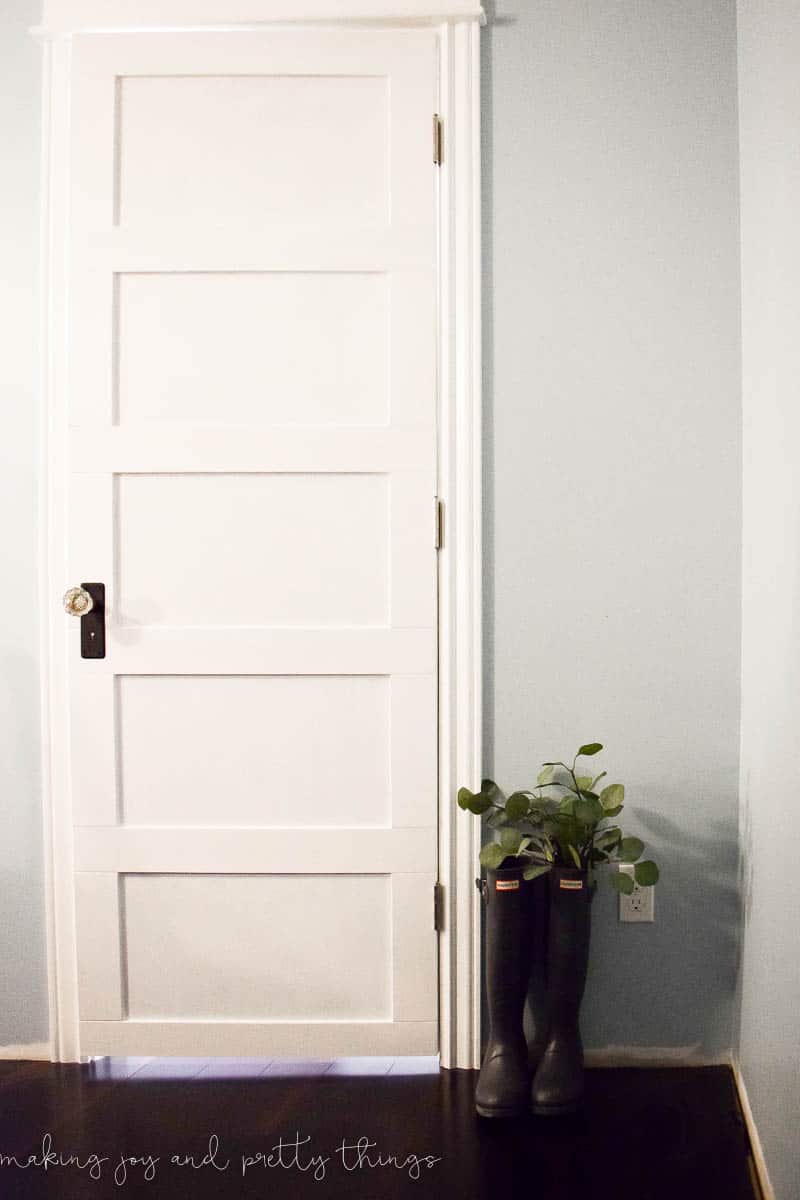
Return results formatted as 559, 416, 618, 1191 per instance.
531, 866, 591, 1116
475, 857, 530, 1119
523, 869, 550, 1073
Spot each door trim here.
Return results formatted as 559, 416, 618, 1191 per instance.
37, 6, 483, 1069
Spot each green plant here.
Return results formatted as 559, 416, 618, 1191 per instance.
458, 742, 659, 894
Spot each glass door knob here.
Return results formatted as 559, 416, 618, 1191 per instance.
63, 586, 94, 616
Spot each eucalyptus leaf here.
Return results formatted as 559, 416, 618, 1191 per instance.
576, 775, 593, 791
486, 807, 509, 828
505, 792, 531, 822
600, 783, 625, 811
482, 779, 506, 805
457, 787, 492, 815
577, 743, 603, 756
618, 836, 645, 863
457, 787, 475, 811
634, 860, 659, 886
537, 765, 555, 786
523, 863, 552, 882
575, 795, 603, 825
603, 804, 623, 818
480, 842, 506, 869
500, 827, 523, 855
595, 828, 621, 851
609, 869, 635, 895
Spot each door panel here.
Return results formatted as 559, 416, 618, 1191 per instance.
66, 28, 439, 1057
117, 674, 393, 827
116, 472, 390, 627
117, 271, 391, 427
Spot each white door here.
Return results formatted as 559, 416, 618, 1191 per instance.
65, 29, 439, 1057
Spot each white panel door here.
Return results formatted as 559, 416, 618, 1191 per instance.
65, 29, 439, 1057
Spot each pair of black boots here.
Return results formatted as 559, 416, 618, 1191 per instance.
475, 857, 591, 1119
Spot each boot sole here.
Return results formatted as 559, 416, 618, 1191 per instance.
531, 1099, 582, 1117
475, 1103, 526, 1120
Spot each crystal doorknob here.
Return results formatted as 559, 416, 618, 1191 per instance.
63, 586, 94, 617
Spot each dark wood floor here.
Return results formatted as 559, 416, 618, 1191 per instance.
0, 1058, 758, 1199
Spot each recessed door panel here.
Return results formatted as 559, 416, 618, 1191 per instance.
116, 271, 391, 427
119, 674, 392, 828
117, 74, 390, 228
122, 874, 393, 1021
116, 472, 390, 628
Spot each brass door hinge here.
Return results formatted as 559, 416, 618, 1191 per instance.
433, 114, 443, 165
433, 882, 445, 931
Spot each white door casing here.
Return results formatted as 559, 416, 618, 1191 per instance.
38, 3, 483, 1068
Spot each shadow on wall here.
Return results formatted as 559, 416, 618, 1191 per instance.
581, 805, 741, 1056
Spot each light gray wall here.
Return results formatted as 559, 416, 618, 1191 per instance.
0, 0, 49, 1048
737, 2, 800, 1196
482, 0, 742, 1055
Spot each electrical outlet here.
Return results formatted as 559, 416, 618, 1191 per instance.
618, 864, 654, 923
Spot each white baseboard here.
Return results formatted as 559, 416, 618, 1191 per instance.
585, 1044, 728, 1068
732, 1059, 775, 1200
0, 1042, 51, 1061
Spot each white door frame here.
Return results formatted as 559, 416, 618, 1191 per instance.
36, 0, 484, 1069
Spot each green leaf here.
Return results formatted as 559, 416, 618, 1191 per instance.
537, 765, 555, 786
609, 870, 635, 895
600, 783, 625, 811
589, 848, 609, 864
595, 827, 621, 851
456, 787, 492, 815
577, 743, 603, 757
505, 792, 530, 821
576, 775, 593, 791
481, 779, 506, 804
523, 863, 552, 881
558, 794, 577, 815
457, 787, 474, 811
634, 860, 659, 886
480, 842, 506, 869
486, 807, 509, 828
603, 804, 623, 818
618, 836, 645, 863
567, 844, 583, 869
591, 771, 608, 789
500, 827, 523, 855
575, 795, 603, 826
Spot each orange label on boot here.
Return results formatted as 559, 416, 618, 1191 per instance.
495, 879, 520, 891
560, 878, 583, 890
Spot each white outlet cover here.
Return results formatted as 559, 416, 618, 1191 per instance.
618, 864, 654, 923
